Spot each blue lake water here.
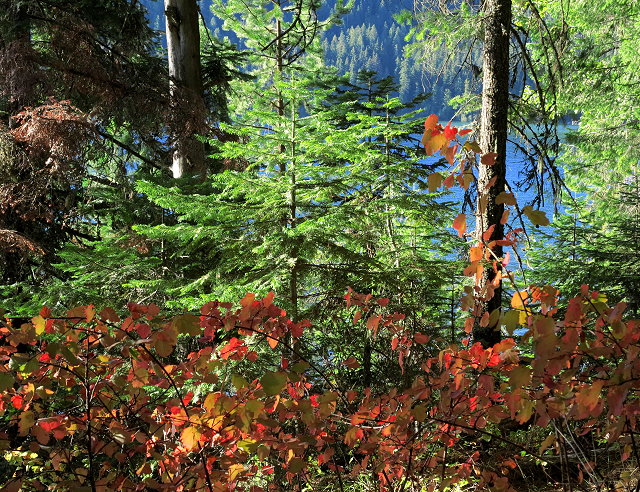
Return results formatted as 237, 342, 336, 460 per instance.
432, 125, 578, 224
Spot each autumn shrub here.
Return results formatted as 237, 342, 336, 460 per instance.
0, 282, 638, 491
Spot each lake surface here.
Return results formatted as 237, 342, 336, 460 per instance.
434, 124, 578, 223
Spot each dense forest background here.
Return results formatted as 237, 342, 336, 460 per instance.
144, 0, 473, 120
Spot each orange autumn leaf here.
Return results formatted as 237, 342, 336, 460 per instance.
452, 213, 466, 237
424, 114, 439, 131
481, 152, 498, 166
181, 426, 201, 451
575, 380, 604, 411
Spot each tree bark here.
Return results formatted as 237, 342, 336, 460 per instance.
474, 0, 511, 348
2, 0, 33, 127
164, 0, 206, 179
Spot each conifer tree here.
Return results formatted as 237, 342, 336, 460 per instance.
0, 0, 166, 296
132, 3, 458, 389
0, 1, 244, 314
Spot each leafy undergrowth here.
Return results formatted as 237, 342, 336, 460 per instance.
0, 284, 639, 491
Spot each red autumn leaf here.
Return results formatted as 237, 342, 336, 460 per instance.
39, 420, 62, 433
263, 291, 275, 306
85, 304, 96, 322
501, 251, 511, 267
342, 357, 360, 369
414, 332, 429, 344
459, 128, 473, 136
136, 323, 151, 339
500, 209, 510, 225
443, 143, 458, 165
32, 424, 50, 445
289, 319, 309, 338
366, 315, 381, 334
239, 292, 256, 308
464, 317, 474, 334
482, 224, 496, 242
443, 123, 458, 140
391, 337, 399, 350
443, 174, 455, 189
11, 395, 23, 410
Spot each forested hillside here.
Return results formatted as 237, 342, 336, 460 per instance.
1, 0, 640, 491
144, 0, 474, 119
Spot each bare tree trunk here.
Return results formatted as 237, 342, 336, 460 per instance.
164, 0, 206, 179
474, 0, 511, 348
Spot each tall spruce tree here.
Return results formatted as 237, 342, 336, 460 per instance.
132, 2, 459, 389
0, 1, 244, 314
164, 0, 207, 178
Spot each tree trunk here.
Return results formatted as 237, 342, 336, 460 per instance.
474, 0, 511, 348
2, 0, 32, 127
164, 0, 206, 179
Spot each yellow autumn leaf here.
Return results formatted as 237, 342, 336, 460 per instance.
228, 463, 244, 481
522, 205, 550, 227
31, 316, 46, 335
425, 133, 447, 155
181, 426, 201, 451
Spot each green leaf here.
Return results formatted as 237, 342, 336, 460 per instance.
173, 314, 200, 336
509, 366, 532, 389
46, 342, 61, 358
237, 438, 258, 453
260, 371, 287, 396
232, 373, 249, 390
60, 346, 80, 366
0, 372, 14, 391
412, 404, 427, 422
287, 457, 305, 473
290, 361, 310, 374
503, 310, 521, 335
522, 206, 550, 227
427, 172, 444, 193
